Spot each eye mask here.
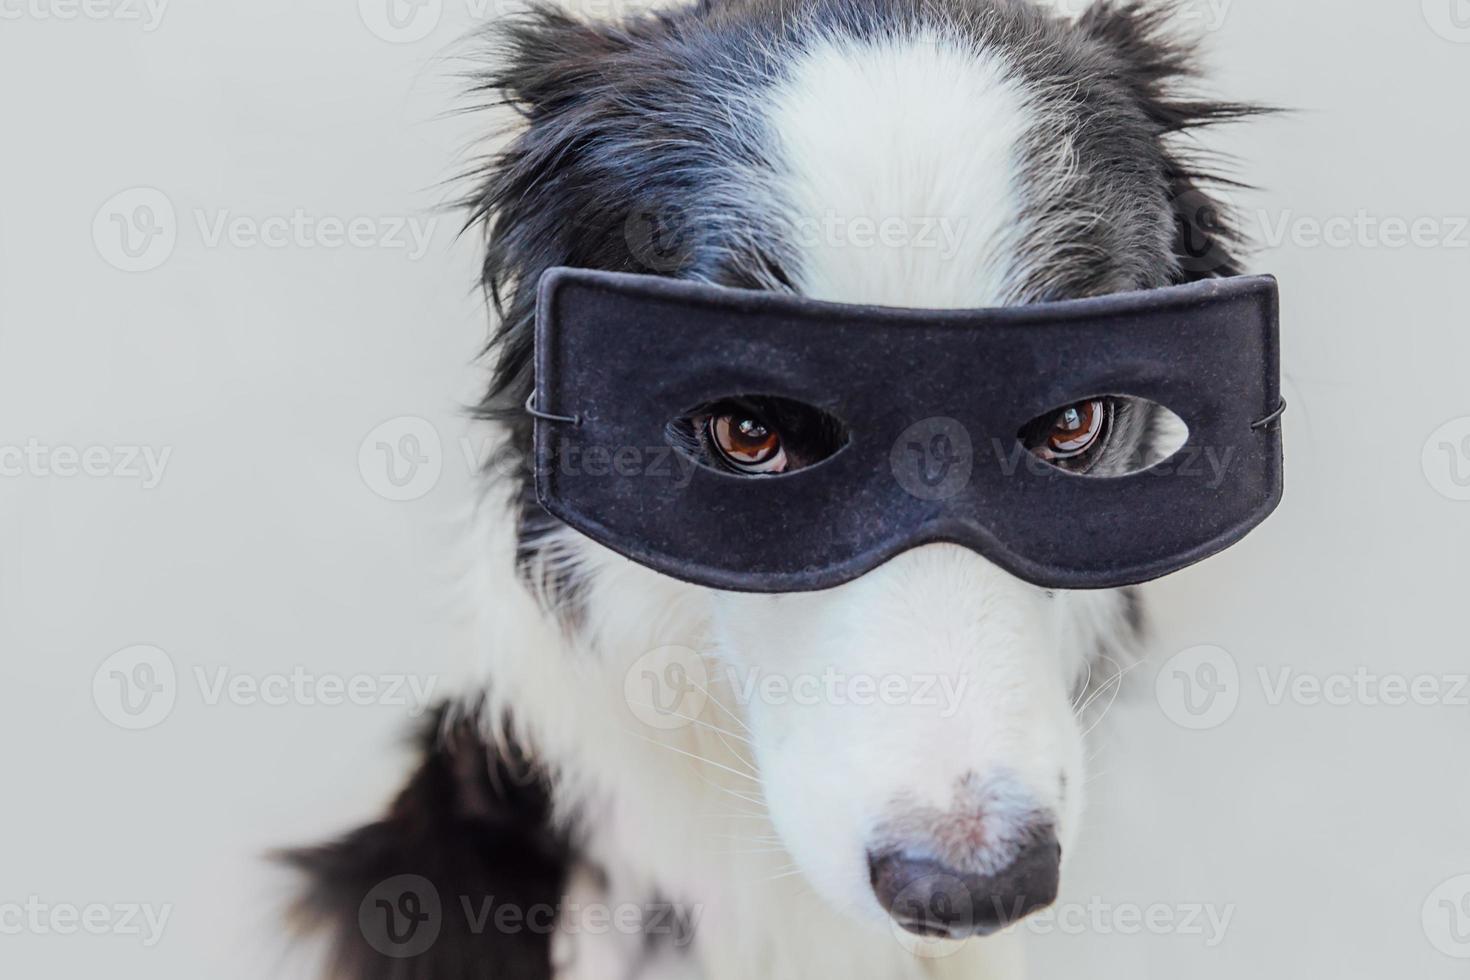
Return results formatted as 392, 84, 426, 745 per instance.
529, 267, 1283, 592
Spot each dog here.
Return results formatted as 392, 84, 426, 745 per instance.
286, 1, 1260, 976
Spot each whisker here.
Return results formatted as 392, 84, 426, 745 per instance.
1077, 657, 1137, 739
714, 785, 769, 809
624, 729, 763, 785
1073, 654, 1125, 714
622, 700, 755, 749
1075, 653, 1136, 714
687, 766, 769, 811
1070, 657, 1096, 709
687, 768, 770, 810
706, 833, 783, 844
695, 810, 771, 821
686, 673, 753, 736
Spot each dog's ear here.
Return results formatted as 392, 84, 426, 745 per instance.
465, 6, 641, 304
473, 6, 634, 122
461, 5, 697, 606
461, 6, 652, 437
1075, 1, 1269, 280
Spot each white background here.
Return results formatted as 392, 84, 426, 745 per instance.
1, 1, 1467, 977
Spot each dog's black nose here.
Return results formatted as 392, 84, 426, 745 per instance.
868, 830, 1061, 938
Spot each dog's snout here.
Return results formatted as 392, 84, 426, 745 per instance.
868, 825, 1061, 939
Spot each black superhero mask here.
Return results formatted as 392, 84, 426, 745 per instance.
528, 267, 1283, 593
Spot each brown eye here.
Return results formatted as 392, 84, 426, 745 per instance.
1040, 399, 1107, 460
709, 413, 788, 474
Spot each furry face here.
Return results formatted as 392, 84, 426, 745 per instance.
710, 547, 1090, 933
455, 0, 1252, 968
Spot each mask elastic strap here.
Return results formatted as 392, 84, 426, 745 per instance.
524, 392, 581, 426
1251, 396, 1287, 431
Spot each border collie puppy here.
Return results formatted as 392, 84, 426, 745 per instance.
288, 1, 1259, 976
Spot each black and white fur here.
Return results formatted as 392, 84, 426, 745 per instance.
287, 1, 1259, 976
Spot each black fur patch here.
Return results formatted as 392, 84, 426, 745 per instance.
281, 706, 573, 979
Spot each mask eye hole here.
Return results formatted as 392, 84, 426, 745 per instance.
669, 396, 848, 478
1019, 397, 1187, 476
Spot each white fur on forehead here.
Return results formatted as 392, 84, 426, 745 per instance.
766, 31, 1036, 308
